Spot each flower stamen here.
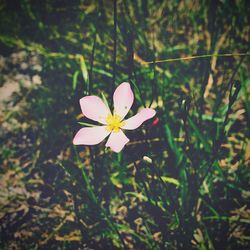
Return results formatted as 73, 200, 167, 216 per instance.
106, 114, 125, 132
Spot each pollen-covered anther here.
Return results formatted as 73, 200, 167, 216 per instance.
106, 114, 125, 132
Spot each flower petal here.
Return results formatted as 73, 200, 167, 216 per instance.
80, 96, 111, 124
122, 108, 156, 130
113, 82, 134, 119
105, 130, 129, 153
73, 126, 110, 145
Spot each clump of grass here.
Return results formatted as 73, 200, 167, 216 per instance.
0, 0, 249, 249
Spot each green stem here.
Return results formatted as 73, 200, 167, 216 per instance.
112, 0, 117, 94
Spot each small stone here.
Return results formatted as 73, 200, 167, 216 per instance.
143, 156, 152, 164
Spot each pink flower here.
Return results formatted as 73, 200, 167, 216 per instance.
73, 82, 156, 153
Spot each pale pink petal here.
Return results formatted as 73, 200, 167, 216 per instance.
105, 130, 129, 153
122, 108, 156, 130
80, 96, 111, 124
113, 82, 134, 119
73, 126, 110, 145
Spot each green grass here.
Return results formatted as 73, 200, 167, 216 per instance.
0, 0, 249, 249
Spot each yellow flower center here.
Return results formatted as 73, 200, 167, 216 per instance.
106, 114, 125, 133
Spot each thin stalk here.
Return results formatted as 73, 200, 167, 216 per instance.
149, 34, 157, 108
89, 31, 97, 94
75, 148, 127, 249
112, 0, 117, 94
122, 0, 146, 108
142, 52, 250, 65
